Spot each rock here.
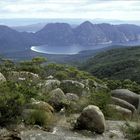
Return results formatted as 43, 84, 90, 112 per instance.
75, 105, 106, 134
111, 89, 139, 108
47, 75, 54, 79
108, 104, 132, 119
66, 93, 79, 102
22, 109, 53, 127
0, 72, 6, 83
111, 96, 136, 113
41, 80, 61, 93
7, 71, 40, 83
28, 99, 54, 113
60, 80, 85, 96
48, 88, 67, 111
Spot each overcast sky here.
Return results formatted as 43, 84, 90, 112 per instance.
0, 0, 139, 20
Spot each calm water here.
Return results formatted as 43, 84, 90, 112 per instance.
31, 41, 140, 55
31, 44, 111, 55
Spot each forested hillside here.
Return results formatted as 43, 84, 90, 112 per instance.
80, 46, 140, 83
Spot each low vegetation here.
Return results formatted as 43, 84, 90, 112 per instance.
80, 46, 140, 83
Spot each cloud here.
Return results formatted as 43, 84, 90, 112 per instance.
0, 0, 139, 20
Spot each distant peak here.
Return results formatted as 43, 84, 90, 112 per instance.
80, 21, 93, 26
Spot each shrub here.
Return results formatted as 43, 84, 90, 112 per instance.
89, 90, 111, 117
122, 122, 140, 140
0, 82, 26, 126
26, 110, 53, 127
55, 71, 68, 80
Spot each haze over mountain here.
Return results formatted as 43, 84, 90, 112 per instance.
0, 21, 140, 55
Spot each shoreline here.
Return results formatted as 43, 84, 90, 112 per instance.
30, 46, 79, 55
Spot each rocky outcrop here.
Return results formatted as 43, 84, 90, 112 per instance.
48, 88, 67, 111
66, 93, 79, 102
28, 98, 54, 113
40, 79, 60, 93
111, 89, 139, 108
60, 80, 85, 96
22, 99, 54, 127
111, 97, 136, 113
7, 71, 40, 83
75, 105, 105, 134
108, 104, 132, 119
0, 72, 6, 83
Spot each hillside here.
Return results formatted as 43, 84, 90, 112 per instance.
80, 46, 140, 83
0, 21, 140, 56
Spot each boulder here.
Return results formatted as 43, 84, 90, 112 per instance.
41, 79, 60, 93
7, 71, 40, 83
75, 105, 105, 134
27, 98, 54, 113
111, 89, 139, 108
108, 104, 132, 119
48, 88, 67, 111
60, 80, 85, 96
111, 97, 136, 113
66, 93, 79, 102
22, 109, 53, 126
47, 75, 54, 79
0, 72, 6, 83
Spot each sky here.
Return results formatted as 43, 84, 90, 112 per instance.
0, 0, 140, 21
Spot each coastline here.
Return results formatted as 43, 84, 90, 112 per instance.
30, 46, 79, 55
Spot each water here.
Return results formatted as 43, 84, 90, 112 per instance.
31, 44, 112, 55
31, 40, 140, 55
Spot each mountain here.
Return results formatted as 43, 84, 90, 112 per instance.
80, 46, 140, 83
117, 24, 140, 41
11, 23, 46, 33
35, 21, 140, 46
35, 23, 75, 46
0, 21, 140, 55
74, 21, 109, 46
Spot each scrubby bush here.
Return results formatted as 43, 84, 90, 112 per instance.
89, 90, 111, 117
55, 71, 69, 80
122, 122, 140, 140
105, 79, 140, 94
26, 110, 53, 127
0, 80, 41, 126
0, 82, 26, 125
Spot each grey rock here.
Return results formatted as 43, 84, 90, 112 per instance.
108, 104, 132, 119
0, 72, 6, 83
66, 93, 79, 102
7, 71, 40, 83
75, 105, 106, 134
111, 89, 139, 108
41, 79, 61, 93
60, 80, 85, 96
111, 96, 136, 113
49, 88, 67, 111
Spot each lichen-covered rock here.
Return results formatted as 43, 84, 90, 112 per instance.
41, 80, 61, 93
22, 109, 53, 127
0, 72, 6, 83
111, 97, 136, 113
108, 104, 132, 119
111, 89, 139, 108
48, 88, 67, 111
27, 98, 54, 113
60, 80, 85, 96
75, 105, 106, 134
66, 93, 79, 102
7, 71, 40, 83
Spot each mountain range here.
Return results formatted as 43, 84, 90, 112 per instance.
0, 21, 140, 54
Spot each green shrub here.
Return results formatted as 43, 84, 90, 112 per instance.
0, 82, 26, 125
122, 122, 140, 140
26, 110, 53, 127
55, 71, 68, 80
89, 90, 111, 117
